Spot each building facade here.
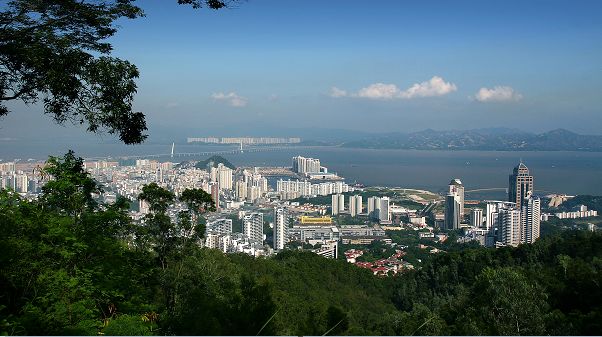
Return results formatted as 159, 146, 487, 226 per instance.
470, 208, 484, 227
508, 162, 534, 209
243, 213, 264, 243
521, 194, 540, 244
444, 192, 461, 230
349, 195, 362, 217
273, 207, 289, 250
449, 178, 465, 217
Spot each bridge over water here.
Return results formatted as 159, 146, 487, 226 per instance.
83, 145, 322, 162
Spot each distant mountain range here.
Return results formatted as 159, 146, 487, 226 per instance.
340, 128, 602, 151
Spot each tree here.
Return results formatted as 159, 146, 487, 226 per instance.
0, 0, 232, 144
461, 267, 548, 335
39, 150, 101, 217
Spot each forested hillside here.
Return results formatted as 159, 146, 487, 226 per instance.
1, 153, 601, 335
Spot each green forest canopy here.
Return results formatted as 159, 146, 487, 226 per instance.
1, 152, 601, 335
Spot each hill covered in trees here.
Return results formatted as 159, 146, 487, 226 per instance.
1, 153, 601, 335
194, 155, 236, 170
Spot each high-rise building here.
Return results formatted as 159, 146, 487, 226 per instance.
349, 195, 362, 217
292, 156, 321, 174
243, 213, 264, 243
215, 163, 233, 191
0, 162, 15, 173
210, 183, 220, 211
331, 194, 344, 215
15, 174, 28, 193
470, 208, 484, 227
379, 197, 391, 223
273, 207, 289, 250
508, 162, 534, 209
444, 192, 461, 230
521, 193, 541, 244
485, 202, 498, 230
449, 178, 465, 217
499, 206, 521, 247
156, 168, 163, 183
235, 180, 247, 201
331, 194, 339, 215
367, 196, 379, 220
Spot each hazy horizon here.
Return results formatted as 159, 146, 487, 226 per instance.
1, 0, 602, 146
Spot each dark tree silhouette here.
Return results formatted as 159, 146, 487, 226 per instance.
0, 0, 233, 144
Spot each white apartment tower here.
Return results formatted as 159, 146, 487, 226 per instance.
331, 194, 344, 215
292, 156, 321, 174
499, 206, 521, 247
273, 207, 289, 250
367, 196, 380, 220
243, 213, 264, 243
521, 193, 541, 244
470, 208, 484, 227
214, 164, 233, 191
349, 195, 363, 217
485, 202, 499, 230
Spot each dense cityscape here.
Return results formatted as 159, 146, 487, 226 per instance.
2, 149, 598, 278
2, 0, 602, 335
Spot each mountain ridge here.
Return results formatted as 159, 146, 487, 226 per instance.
341, 128, 602, 151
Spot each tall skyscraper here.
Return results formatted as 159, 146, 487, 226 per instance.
273, 207, 289, 250
508, 162, 534, 209
521, 193, 541, 244
444, 192, 461, 230
243, 213, 264, 243
449, 178, 465, 217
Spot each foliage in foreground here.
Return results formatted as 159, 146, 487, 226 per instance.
1, 153, 602, 335
0, 0, 232, 144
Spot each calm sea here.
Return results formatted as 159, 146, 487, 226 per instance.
2, 141, 601, 198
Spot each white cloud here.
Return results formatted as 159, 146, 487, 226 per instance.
473, 86, 522, 102
399, 76, 457, 98
211, 92, 248, 107
331, 76, 457, 100
329, 87, 348, 98
357, 83, 401, 99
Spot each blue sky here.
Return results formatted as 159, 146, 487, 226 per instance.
3, 0, 602, 141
